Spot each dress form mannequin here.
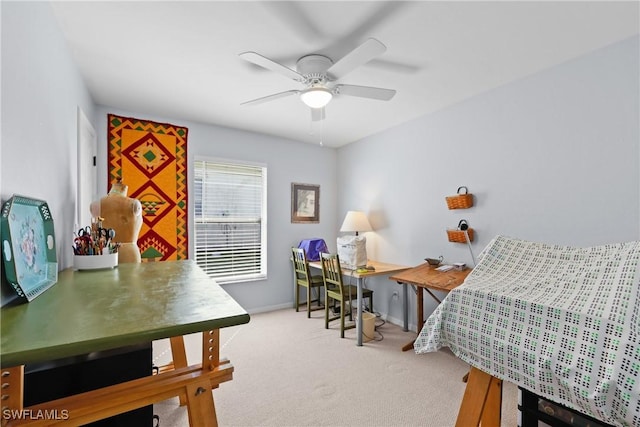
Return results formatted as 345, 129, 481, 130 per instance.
90, 178, 143, 263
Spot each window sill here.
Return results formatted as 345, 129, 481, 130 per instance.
217, 275, 267, 285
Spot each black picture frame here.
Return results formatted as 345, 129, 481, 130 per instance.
291, 183, 320, 223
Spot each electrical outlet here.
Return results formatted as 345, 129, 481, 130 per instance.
392, 291, 399, 300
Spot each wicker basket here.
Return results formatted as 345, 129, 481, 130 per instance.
447, 228, 474, 243
446, 186, 473, 209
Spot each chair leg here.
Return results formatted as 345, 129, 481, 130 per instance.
340, 299, 346, 338
294, 282, 300, 312
346, 288, 353, 322
307, 285, 312, 318
325, 293, 330, 329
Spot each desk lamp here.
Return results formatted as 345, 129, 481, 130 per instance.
338, 211, 372, 269
340, 211, 372, 236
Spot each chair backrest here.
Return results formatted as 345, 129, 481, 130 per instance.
291, 247, 312, 284
320, 253, 345, 295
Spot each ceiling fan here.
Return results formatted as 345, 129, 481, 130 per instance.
239, 38, 396, 121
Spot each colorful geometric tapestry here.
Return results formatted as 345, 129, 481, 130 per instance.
107, 114, 188, 261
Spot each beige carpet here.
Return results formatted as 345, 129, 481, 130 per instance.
152, 309, 519, 426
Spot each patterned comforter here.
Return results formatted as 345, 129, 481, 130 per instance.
414, 235, 640, 426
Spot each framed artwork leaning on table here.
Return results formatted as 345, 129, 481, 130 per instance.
291, 183, 320, 223
1, 195, 58, 301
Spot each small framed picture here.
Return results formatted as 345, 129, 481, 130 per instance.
291, 183, 320, 223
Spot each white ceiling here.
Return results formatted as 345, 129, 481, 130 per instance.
50, 1, 639, 148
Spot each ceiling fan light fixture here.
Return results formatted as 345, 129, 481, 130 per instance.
300, 87, 332, 108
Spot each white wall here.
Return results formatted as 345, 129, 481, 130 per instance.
0, 1, 339, 312
1, 1, 95, 304
92, 106, 338, 313
337, 36, 640, 330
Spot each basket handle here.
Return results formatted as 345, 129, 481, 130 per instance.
457, 186, 468, 195
457, 219, 469, 230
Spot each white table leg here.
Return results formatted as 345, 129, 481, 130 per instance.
356, 277, 363, 346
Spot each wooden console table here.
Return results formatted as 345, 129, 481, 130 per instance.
389, 263, 471, 351
1, 260, 250, 426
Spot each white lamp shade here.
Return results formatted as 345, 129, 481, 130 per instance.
300, 87, 332, 109
340, 211, 372, 233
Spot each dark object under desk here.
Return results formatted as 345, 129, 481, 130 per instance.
24, 343, 153, 426
519, 387, 615, 427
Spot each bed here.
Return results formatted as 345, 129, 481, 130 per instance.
414, 235, 640, 427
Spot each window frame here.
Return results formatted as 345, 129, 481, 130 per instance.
193, 156, 267, 284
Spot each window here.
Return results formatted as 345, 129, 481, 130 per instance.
193, 157, 267, 283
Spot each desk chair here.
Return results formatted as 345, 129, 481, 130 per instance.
291, 247, 325, 317
320, 253, 374, 338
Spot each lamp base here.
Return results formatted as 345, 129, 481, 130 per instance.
337, 235, 367, 270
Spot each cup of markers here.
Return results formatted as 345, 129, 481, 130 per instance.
73, 222, 119, 270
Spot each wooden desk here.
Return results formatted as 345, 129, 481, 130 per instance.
1, 260, 250, 426
308, 260, 409, 346
389, 263, 471, 351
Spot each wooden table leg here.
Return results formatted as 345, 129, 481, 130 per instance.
202, 330, 220, 372
186, 329, 221, 427
402, 287, 424, 351
401, 341, 415, 352
170, 336, 189, 406
185, 379, 217, 427
1, 366, 24, 427
455, 366, 502, 427
482, 373, 503, 427
416, 287, 424, 331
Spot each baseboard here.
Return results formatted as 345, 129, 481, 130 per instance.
246, 303, 292, 314
246, 304, 418, 333
377, 313, 416, 332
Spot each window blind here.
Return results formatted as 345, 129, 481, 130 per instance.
194, 159, 267, 283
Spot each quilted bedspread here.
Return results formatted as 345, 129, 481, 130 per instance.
414, 235, 640, 426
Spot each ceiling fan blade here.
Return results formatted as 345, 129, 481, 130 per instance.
241, 90, 300, 106
336, 84, 396, 101
326, 38, 386, 80
239, 52, 304, 82
311, 108, 326, 122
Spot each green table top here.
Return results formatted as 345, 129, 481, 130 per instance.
1, 260, 250, 368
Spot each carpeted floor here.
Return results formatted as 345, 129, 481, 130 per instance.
153, 308, 518, 426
